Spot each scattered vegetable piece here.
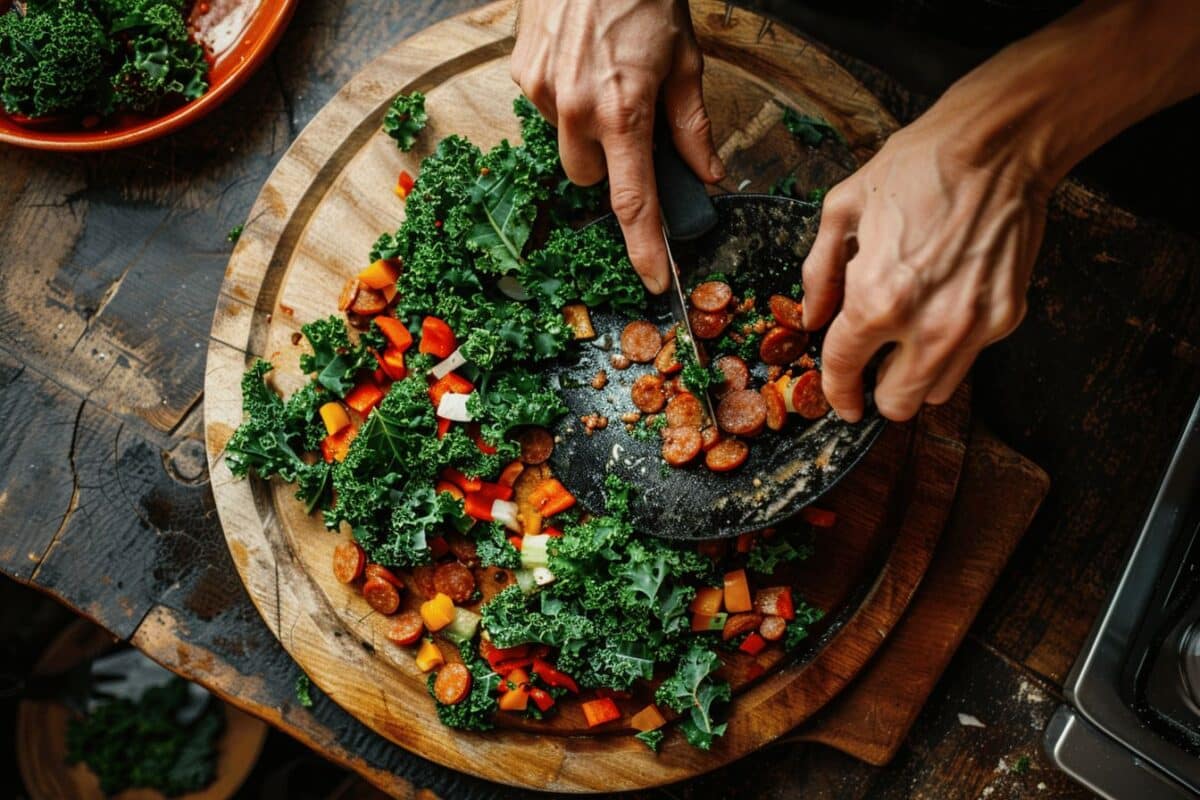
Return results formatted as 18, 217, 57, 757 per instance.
581, 698, 622, 728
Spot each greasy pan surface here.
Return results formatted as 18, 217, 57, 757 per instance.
548, 194, 886, 539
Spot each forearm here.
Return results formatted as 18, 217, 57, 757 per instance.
924, 0, 1200, 193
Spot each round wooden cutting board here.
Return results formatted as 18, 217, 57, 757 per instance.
204, 0, 970, 791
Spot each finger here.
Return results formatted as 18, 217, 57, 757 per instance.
925, 346, 976, 406
663, 52, 723, 183
802, 195, 859, 331
602, 126, 669, 294
557, 121, 606, 186
871, 342, 943, 422
820, 311, 890, 423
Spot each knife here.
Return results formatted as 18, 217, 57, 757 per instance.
653, 118, 721, 424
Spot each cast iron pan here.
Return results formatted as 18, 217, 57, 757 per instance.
545, 151, 885, 539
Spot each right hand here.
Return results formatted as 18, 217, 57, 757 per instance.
511, 0, 725, 293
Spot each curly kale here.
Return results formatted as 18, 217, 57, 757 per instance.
382, 90, 427, 151
0, 0, 112, 117
781, 106, 843, 146
655, 642, 731, 750
519, 225, 646, 315
468, 368, 569, 444
474, 521, 522, 569
428, 640, 501, 731
0, 0, 208, 118
298, 316, 385, 398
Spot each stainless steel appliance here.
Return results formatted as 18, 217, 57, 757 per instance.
1047, 396, 1200, 798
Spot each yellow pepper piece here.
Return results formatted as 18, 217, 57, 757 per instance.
420, 592, 455, 632
357, 259, 400, 290
319, 402, 351, 435
415, 638, 444, 672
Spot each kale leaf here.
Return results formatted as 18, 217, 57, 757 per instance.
298, 316, 384, 398
382, 90, 427, 151
781, 106, 843, 146
654, 642, 731, 750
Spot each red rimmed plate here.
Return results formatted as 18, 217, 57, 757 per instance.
0, 0, 298, 151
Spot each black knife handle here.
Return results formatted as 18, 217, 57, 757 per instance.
653, 116, 719, 241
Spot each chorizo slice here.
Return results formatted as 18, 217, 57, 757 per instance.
654, 339, 682, 375
433, 662, 472, 705
338, 277, 361, 312
690, 280, 733, 313
688, 308, 731, 340
791, 370, 831, 419
722, 612, 765, 641
433, 561, 476, 604
444, 531, 480, 568
768, 294, 805, 331
759, 326, 809, 365
365, 563, 404, 589
333, 541, 366, 584
700, 425, 721, 451
661, 426, 703, 466
716, 389, 768, 437
410, 564, 438, 599
515, 426, 555, 465
759, 614, 788, 642
631, 374, 667, 413
665, 392, 705, 428
350, 285, 388, 316
386, 610, 426, 646
705, 438, 749, 472
620, 321, 663, 363
713, 355, 749, 398
761, 382, 788, 432
363, 576, 401, 615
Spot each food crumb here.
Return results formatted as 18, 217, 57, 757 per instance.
610, 353, 632, 370
752, 477, 762, 487
958, 713, 986, 728
620, 411, 642, 425
581, 414, 608, 435
592, 370, 609, 389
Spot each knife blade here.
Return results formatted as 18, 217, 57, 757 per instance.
662, 228, 718, 426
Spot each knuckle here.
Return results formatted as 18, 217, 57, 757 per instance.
822, 183, 855, 219
679, 102, 712, 138
595, 92, 652, 134
556, 90, 589, 123
874, 392, 919, 422
994, 299, 1028, 337
610, 185, 649, 223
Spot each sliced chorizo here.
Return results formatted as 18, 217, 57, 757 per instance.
515, 426, 554, 464
433, 561, 476, 603
665, 392, 705, 428
661, 426, 703, 466
410, 564, 438, 599
759, 326, 809, 365
363, 576, 401, 615
791, 370, 831, 419
759, 615, 788, 642
631, 374, 667, 413
761, 382, 788, 432
338, 277, 361, 312
705, 438, 749, 472
688, 308, 731, 340
690, 280, 733, 312
713, 355, 749, 398
433, 662, 472, 705
716, 389, 768, 437
620, 321, 663, 363
700, 425, 721, 451
444, 531, 479, 568
768, 294, 805, 331
365, 563, 404, 589
654, 339, 682, 375
386, 610, 426, 646
333, 541, 365, 584
722, 612, 765, 641
350, 286, 388, 316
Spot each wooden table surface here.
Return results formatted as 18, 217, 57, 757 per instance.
1, 2, 1197, 798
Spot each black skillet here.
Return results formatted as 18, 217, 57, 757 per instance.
545, 133, 885, 541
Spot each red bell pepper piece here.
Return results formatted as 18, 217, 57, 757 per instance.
474, 482, 514, 502
395, 170, 415, 200
800, 506, 838, 527
497, 460, 524, 488
441, 467, 482, 493
376, 347, 407, 381
374, 316, 413, 353
739, 632, 767, 655
344, 380, 385, 415
508, 535, 524, 551
480, 641, 530, 668
544, 527, 564, 538
531, 658, 579, 693
464, 492, 494, 521
436, 417, 453, 439
429, 372, 474, 406
419, 316, 457, 359
529, 686, 556, 712
491, 658, 534, 676
469, 423, 498, 455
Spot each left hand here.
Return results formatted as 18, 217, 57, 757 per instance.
801, 108, 1049, 422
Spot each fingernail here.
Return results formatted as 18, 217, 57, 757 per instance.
709, 154, 726, 181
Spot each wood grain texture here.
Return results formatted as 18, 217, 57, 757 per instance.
15, 619, 267, 800
203, 1, 974, 790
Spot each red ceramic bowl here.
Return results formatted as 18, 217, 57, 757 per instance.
0, 0, 298, 151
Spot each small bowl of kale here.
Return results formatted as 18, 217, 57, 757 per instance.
0, 0, 297, 150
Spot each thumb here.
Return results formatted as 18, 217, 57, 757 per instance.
663, 51, 724, 184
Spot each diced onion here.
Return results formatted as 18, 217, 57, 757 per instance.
436, 392, 474, 421
532, 567, 556, 586
429, 347, 468, 379
491, 499, 520, 531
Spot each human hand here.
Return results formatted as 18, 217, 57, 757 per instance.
802, 109, 1048, 422
511, 0, 725, 293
